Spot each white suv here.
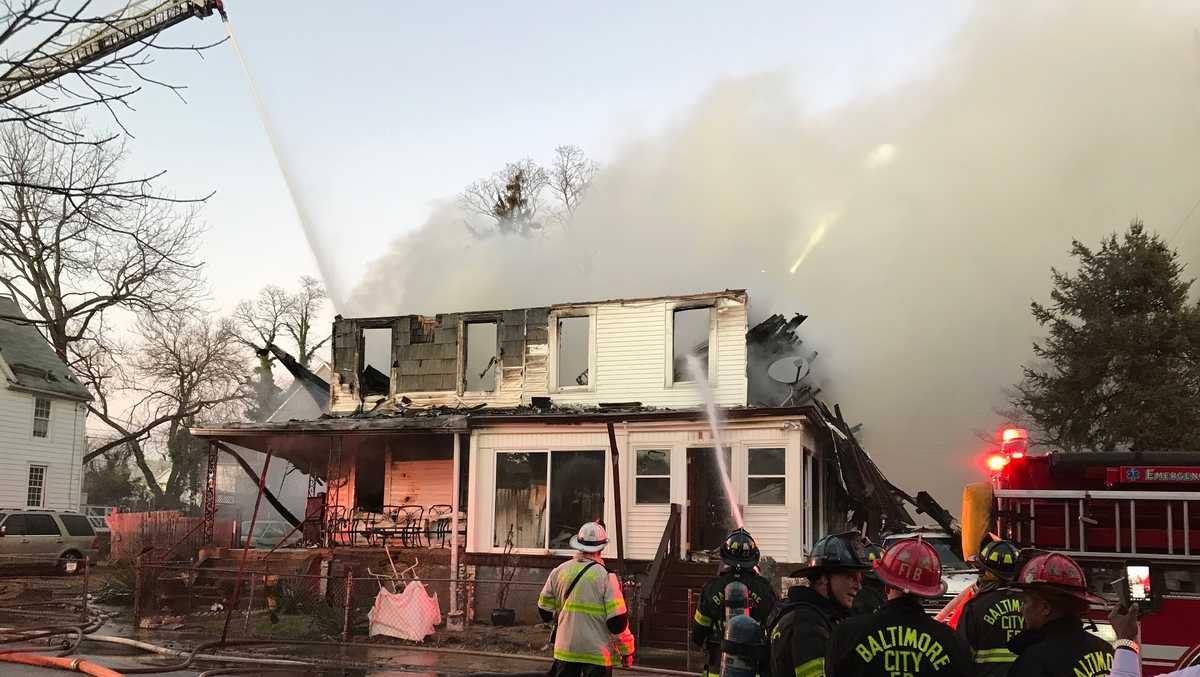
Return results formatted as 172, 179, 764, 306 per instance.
0, 509, 100, 573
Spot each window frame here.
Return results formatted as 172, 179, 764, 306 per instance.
746, 447, 787, 506
490, 448, 608, 554
26, 464, 47, 508
23, 512, 61, 536
633, 448, 672, 505
460, 315, 501, 395
548, 308, 597, 393
665, 302, 717, 387
32, 396, 51, 439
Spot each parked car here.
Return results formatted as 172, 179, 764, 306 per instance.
238, 520, 301, 549
87, 515, 112, 561
0, 509, 100, 574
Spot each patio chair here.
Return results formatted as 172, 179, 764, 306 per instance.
373, 505, 404, 545
324, 505, 350, 547
425, 504, 453, 548
395, 505, 425, 547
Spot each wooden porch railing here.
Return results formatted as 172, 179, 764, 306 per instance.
637, 502, 681, 638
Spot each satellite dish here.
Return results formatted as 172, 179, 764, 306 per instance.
767, 355, 811, 385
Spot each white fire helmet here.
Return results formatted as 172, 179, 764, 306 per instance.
569, 521, 609, 553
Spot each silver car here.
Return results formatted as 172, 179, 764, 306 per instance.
0, 509, 100, 573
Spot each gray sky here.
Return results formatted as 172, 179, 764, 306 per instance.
113, 1, 972, 311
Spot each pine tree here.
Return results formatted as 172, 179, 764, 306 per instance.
1014, 220, 1200, 452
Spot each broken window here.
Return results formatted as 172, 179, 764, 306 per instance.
494, 452, 548, 548
672, 307, 711, 382
464, 322, 498, 392
354, 453, 385, 513
748, 448, 786, 505
556, 315, 590, 388
361, 327, 393, 396
493, 450, 605, 550
547, 451, 605, 549
635, 449, 671, 504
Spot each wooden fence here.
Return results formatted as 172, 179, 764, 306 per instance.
106, 511, 234, 562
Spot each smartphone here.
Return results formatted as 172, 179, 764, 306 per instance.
1123, 563, 1152, 612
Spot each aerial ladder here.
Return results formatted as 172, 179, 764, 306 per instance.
0, 0, 227, 104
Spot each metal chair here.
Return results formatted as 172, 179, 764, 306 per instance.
372, 505, 403, 545
425, 504, 453, 548
324, 505, 350, 547
395, 505, 425, 547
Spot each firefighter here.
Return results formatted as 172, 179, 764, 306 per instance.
849, 541, 885, 616
1007, 551, 1113, 677
692, 528, 777, 677
537, 522, 635, 677
826, 537, 973, 677
954, 539, 1022, 675
767, 532, 870, 677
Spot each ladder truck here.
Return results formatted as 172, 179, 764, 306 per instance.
0, 0, 227, 104
964, 428, 1200, 674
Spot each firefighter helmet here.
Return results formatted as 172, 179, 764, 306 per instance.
792, 532, 871, 578
569, 521, 609, 553
873, 537, 947, 597
863, 542, 884, 564
976, 539, 1020, 580
720, 528, 761, 568
1013, 552, 1104, 604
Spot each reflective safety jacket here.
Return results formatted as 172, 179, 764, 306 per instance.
692, 568, 778, 676
954, 582, 1022, 675
538, 556, 635, 667
1007, 615, 1113, 677
826, 595, 973, 677
767, 585, 848, 677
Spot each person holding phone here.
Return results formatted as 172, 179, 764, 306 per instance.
1107, 605, 1200, 677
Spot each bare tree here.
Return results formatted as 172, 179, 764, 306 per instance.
460, 158, 549, 237
233, 284, 288, 420
548, 145, 598, 226
82, 311, 247, 507
0, 124, 205, 360
283, 275, 328, 368
0, 0, 226, 146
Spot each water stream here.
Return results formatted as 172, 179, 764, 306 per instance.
223, 19, 343, 311
686, 355, 744, 529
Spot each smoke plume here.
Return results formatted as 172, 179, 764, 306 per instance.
348, 2, 1200, 508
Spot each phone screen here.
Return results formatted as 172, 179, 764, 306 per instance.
1126, 564, 1150, 602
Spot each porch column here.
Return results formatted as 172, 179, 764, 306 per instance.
203, 442, 219, 545
450, 432, 461, 616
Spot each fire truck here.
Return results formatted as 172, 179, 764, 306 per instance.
967, 428, 1200, 674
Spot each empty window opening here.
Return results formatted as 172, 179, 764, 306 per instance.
354, 453, 385, 513
361, 328, 393, 396
464, 322, 498, 392
673, 307, 711, 382
635, 449, 671, 504
33, 397, 50, 438
748, 448, 786, 505
557, 315, 590, 388
26, 465, 46, 507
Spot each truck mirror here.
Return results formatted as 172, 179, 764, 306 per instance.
0, 525, 6, 536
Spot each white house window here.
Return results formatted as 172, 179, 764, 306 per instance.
672, 307, 711, 382
32, 397, 51, 438
26, 465, 47, 507
464, 321, 499, 392
635, 449, 671, 504
747, 448, 786, 505
493, 450, 605, 550
555, 315, 591, 388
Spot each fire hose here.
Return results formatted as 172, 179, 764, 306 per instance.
0, 653, 123, 677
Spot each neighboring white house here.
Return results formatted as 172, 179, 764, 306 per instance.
0, 296, 90, 511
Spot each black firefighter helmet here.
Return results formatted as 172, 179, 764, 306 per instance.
976, 539, 1020, 581
792, 532, 872, 579
720, 528, 761, 569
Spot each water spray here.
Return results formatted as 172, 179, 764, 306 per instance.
686, 355, 744, 529
223, 19, 344, 312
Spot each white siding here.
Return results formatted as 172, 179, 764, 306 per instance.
469, 417, 817, 564
333, 293, 749, 413
0, 385, 86, 511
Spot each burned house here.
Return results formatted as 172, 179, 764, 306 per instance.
191, 290, 909, 642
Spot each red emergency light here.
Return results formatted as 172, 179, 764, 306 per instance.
987, 454, 1009, 473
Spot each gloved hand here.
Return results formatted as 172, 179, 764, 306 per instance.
622, 653, 635, 668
